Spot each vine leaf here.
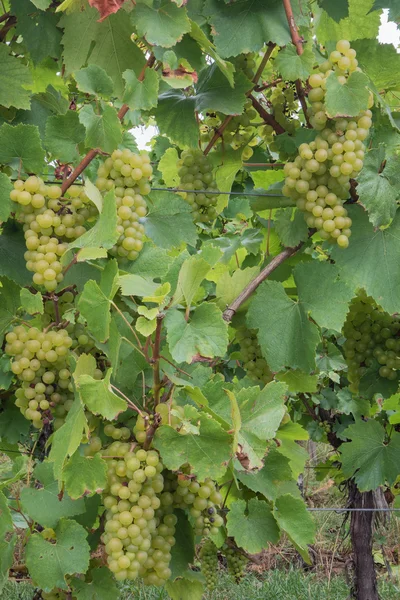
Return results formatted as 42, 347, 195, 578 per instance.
79, 104, 122, 153
78, 281, 111, 343
77, 369, 127, 420
236, 449, 294, 502
123, 69, 160, 111
247, 280, 320, 373
274, 494, 315, 563
226, 498, 279, 553
0, 45, 33, 110
71, 567, 118, 600
0, 490, 13, 538
11, 0, 62, 65
154, 91, 198, 148
276, 370, 319, 393
165, 303, 228, 364
169, 510, 195, 580
25, 518, 90, 592
68, 189, 119, 251
144, 191, 198, 249
195, 64, 252, 114
44, 111, 86, 163
294, 261, 354, 332
356, 147, 400, 227
0, 173, 13, 223
20, 462, 86, 528
49, 397, 88, 480
331, 205, 400, 316
75, 64, 114, 98
0, 124, 45, 173
0, 279, 20, 341
88, 0, 125, 21
325, 71, 370, 118
316, 0, 381, 45
62, 452, 108, 500
165, 576, 204, 600
274, 208, 309, 247
0, 535, 16, 590
20, 288, 44, 316
153, 406, 233, 480
341, 420, 400, 491
274, 44, 315, 80
318, 0, 349, 22
131, 0, 191, 48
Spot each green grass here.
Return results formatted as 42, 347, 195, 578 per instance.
120, 569, 400, 600
4, 570, 400, 599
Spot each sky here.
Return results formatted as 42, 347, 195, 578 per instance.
131, 10, 400, 150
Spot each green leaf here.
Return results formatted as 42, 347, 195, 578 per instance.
68, 190, 118, 251
165, 577, 204, 600
78, 369, 126, 420
274, 208, 309, 247
0, 536, 16, 591
154, 91, 198, 148
276, 370, 319, 393
0, 229, 31, 287
20, 462, 85, 528
356, 148, 399, 227
63, 452, 107, 500
294, 261, 354, 332
44, 110, 86, 163
122, 69, 159, 111
0, 279, 20, 340
247, 280, 320, 373
11, 0, 62, 65
79, 104, 122, 154
274, 44, 315, 81
189, 20, 234, 86
144, 191, 197, 249
216, 267, 259, 312
0, 45, 33, 110
0, 490, 13, 538
165, 303, 228, 363
26, 518, 90, 592
170, 510, 195, 580
226, 498, 279, 553
318, 0, 349, 21
236, 449, 294, 502
0, 402, 30, 442
195, 64, 252, 114
118, 274, 159, 297
239, 381, 287, 443
131, 0, 191, 48
274, 494, 315, 563
352, 39, 400, 92
369, 0, 400, 21
0, 173, 13, 223
61, 8, 145, 96
173, 256, 213, 307
75, 65, 114, 97
316, 0, 381, 45
32, 0, 52, 8
71, 567, 118, 600
0, 124, 45, 173
325, 71, 369, 118
20, 288, 43, 315
78, 281, 110, 343
330, 206, 400, 315
49, 397, 88, 480
154, 407, 232, 480
341, 420, 400, 491
158, 147, 180, 188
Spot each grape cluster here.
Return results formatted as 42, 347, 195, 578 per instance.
343, 293, 400, 393
102, 442, 176, 585
164, 472, 224, 536
176, 149, 219, 222
268, 82, 298, 134
104, 423, 132, 442
133, 402, 185, 444
232, 52, 257, 80
225, 545, 248, 582
96, 149, 152, 263
236, 327, 273, 385
11, 177, 97, 291
282, 40, 373, 248
201, 99, 259, 160
200, 539, 218, 590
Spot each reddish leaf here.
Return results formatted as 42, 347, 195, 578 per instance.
88, 0, 126, 21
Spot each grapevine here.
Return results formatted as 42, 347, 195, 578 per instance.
176, 149, 219, 222
200, 539, 218, 590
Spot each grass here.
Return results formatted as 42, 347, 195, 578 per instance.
120, 569, 400, 600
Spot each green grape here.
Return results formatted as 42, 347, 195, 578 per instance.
225, 545, 248, 582
96, 149, 151, 264
176, 149, 219, 223
172, 473, 223, 536
200, 539, 218, 590
282, 40, 373, 248
236, 327, 273, 385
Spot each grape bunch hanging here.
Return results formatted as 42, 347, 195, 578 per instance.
343, 293, 400, 393
283, 40, 373, 248
176, 149, 219, 222
96, 149, 152, 263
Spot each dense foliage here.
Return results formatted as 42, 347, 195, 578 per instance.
0, 1, 399, 599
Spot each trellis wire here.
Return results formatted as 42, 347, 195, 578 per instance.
151, 187, 285, 197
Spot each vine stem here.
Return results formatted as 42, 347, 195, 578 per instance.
282, 0, 311, 127
249, 95, 285, 134
110, 300, 144, 353
110, 384, 144, 416
152, 314, 164, 407
222, 242, 303, 322
61, 54, 155, 194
